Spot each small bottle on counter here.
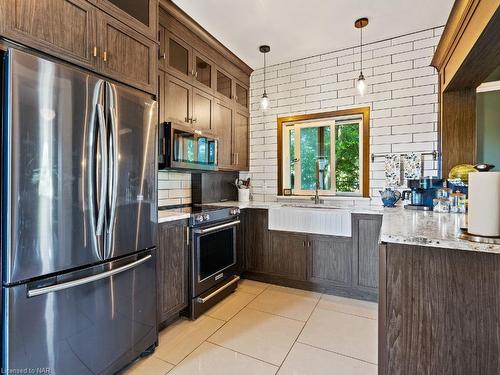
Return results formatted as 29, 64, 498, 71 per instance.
433, 198, 450, 213
449, 190, 466, 213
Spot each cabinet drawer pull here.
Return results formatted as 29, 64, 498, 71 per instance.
103, 51, 107, 62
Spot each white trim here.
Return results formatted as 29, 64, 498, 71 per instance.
476, 80, 500, 93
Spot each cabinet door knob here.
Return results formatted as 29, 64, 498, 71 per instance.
103, 51, 108, 62
191, 70, 195, 77
159, 51, 166, 60
192, 117, 197, 123
92, 46, 97, 58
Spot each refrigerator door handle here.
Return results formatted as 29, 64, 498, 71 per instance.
96, 103, 108, 236
27, 255, 152, 298
107, 105, 118, 236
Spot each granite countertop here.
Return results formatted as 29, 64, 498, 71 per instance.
158, 210, 190, 223
157, 201, 500, 254
380, 207, 500, 254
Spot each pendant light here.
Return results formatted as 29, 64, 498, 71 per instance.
259, 45, 271, 110
355, 18, 369, 96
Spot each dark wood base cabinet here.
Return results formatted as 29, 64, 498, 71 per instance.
157, 220, 189, 328
241, 209, 381, 301
379, 243, 500, 375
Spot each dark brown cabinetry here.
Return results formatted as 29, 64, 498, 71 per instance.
157, 220, 189, 326
192, 87, 213, 130
0, 0, 158, 94
241, 209, 381, 301
244, 209, 270, 273
379, 242, 500, 375
269, 231, 307, 280
0, 0, 97, 69
163, 74, 192, 126
97, 13, 157, 93
213, 100, 234, 169
308, 234, 352, 286
158, 3, 252, 171
96, 0, 157, 41
232, 110, 249, 170
353, 214, 382, 291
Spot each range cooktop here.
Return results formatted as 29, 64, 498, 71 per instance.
159, 204, 240, 226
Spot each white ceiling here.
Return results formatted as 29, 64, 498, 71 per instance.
172, 0, 454, 69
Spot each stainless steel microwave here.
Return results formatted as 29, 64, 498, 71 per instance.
159, 122, 218, 171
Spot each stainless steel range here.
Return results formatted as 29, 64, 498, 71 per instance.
159, 204, 241, 319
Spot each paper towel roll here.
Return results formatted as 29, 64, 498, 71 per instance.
468, 172, 500, 237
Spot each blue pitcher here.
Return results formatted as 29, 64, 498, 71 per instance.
379, 188, 401, 207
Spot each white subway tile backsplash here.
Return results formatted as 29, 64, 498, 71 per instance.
241, 27, 441, 201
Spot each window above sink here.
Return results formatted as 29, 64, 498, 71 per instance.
278, 107, 370, 197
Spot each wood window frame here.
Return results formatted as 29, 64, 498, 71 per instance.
277, 107, 370, 198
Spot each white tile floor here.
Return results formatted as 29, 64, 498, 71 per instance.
122, 279, 378, 375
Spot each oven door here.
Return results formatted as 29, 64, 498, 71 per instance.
192, 220, 239, 297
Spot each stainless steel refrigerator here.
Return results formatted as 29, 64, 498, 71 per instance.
1, 48, 158, 374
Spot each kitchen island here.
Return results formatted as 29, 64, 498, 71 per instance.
378, 209, 500, 375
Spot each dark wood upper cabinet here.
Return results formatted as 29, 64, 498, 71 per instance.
213, 99, 234, 169
269, 231, 307, 281
235, 82, 248, 108
217, 70, 232, 100
164, 74, 192, 126
158, 4, 252, 170
192, 87, 213, 130
0, 0, 97, 69
158, 24, 167, 70
157, 220, 189, 325
0, 0, 158, 94
194, 52, 213, 90
95, 0, 157, 41
233, 110, 249, 171
97, 13, 157, 94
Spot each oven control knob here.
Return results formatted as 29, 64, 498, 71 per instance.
230, 208, 240, 215
203, 214, 210, 221
195, 215, 204, 222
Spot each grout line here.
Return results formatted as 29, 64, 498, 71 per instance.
208, 341, 280, 368
244, 305, 310, 324
155, 315, 226, 368
295, 341, 378, 366
276, 293, 323, 372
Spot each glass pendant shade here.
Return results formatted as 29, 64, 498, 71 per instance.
260, 91, 269, 110
357, 73, 366, 96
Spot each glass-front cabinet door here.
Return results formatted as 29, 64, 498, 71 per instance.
216, 70, 232, 100
193, 51, 213, 90
167, 33, 192, 81
97, 0, 156, 40
235, 83, 248, 108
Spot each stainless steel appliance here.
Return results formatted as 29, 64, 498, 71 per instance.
402, 178, 443, 210
1, 49, 158, 374
158, 204, 240, 319
158, 122, 218, 171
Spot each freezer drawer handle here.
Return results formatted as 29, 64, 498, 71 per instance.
27, 255, 152, 298
196, 276, 240, 304
193, 220, 240, 234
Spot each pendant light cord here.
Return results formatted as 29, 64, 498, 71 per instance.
263, 52, 267, 93
360, 26, 363, 74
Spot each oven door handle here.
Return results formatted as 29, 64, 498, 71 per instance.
196, 276, 240, 304
193, 220, 240, 234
